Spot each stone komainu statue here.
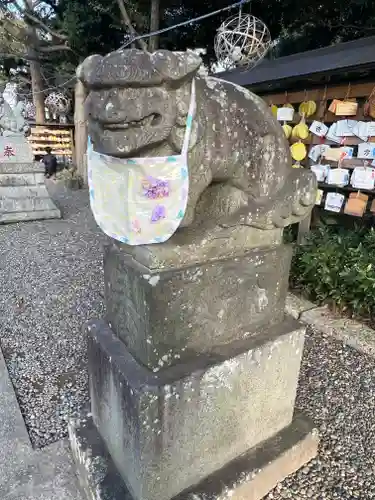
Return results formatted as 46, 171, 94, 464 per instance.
77, 49, 316, 231
0, 98, 29, 137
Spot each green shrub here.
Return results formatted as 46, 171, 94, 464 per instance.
290, 225, 375, 318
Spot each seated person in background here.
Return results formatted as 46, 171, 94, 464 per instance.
42, 147, 57, 179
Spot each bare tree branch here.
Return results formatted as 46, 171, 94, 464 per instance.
0, 51, 40, 61
116, 0, 147, 51
22, 10, 68, 40
16, 73, 32, 84
39, 43, 71, 53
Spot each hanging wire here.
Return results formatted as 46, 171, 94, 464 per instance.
15, 77, 77, 97
238, 0, 243, 22
118, 0, 250, 51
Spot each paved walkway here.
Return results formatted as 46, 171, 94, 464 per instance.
0, 348, 82, 499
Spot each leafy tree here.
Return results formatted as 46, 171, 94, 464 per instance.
1, 0, 375, 122
153, 0, 375, 61
0, 0, 74, 122
57, 0, 128, 58
271, 0, 375, 57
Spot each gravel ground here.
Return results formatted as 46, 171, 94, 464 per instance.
267, 328, 375, 500
0, 181, 107, 448
2, 182, 375, 498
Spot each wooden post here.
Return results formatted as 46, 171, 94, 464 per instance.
74, 80, 88, 186
149, 0, 160, 52
70, 128, 75, 168
25, 0, 45, 124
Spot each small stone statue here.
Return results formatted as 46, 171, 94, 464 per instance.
2, 82, 18, 109
0, 86, 30, 137
77, 49, 316, 233
0, 85, 33, 164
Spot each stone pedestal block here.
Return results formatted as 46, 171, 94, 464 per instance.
86, 317, 305, 500
69, 411, 318, 500
0, 162, 61, 223
0, 136, 33, 163
104, 243, 292, 371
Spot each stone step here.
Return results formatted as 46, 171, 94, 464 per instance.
0, 195, 60, 216
0, 208, 62, 223
0, 163, 61, 223
0, 137, 34, 164
0, 162, 43, 174
0, 185, 54, 199
0, 172, 44, 187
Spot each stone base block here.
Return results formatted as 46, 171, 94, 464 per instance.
87, 317, 305, 500
69, 411, 318, 500
0, 162, 61, 223
104, 242, 292, 371
0, 136, 33, 163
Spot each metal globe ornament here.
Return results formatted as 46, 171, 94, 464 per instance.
44, 92, 71, 121
215, 14, 272, 70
